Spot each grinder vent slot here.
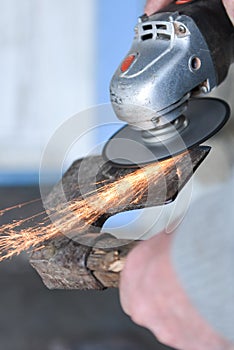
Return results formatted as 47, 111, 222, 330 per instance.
142, 24, 153, 30
157, 33, 170, 40
142, 33, 153, 41
156, 24, 167, 30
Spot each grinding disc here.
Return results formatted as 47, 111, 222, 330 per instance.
103, 98, 230, 168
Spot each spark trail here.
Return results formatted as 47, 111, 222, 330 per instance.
0, 154, 182, 261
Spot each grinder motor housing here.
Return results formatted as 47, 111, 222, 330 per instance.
110, 0, 234, 131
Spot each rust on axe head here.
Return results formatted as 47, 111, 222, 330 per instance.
30, 146, 210, 290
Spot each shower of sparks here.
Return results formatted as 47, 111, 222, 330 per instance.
0, 154, 184, 261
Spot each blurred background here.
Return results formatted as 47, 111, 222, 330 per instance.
0, 0, 145, 182
0, 1, 233, 349
0, 1, 172, 349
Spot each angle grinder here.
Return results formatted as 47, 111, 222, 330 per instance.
103, 0, 234, 167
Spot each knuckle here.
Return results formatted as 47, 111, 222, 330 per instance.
149, 321, 178, 347
156, 330, 175, 347
130, 307, 146, 325
130, 301, 152, 326
131, 312, 144, 326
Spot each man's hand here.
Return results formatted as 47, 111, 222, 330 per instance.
145, 0, 234, 24
223, 0, 234, 24
120, 233, 232, 350
144, 0, 172, 16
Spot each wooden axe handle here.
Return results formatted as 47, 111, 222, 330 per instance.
30, 233, 138, 290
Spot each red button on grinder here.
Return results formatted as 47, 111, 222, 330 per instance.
121, 55, 136, 72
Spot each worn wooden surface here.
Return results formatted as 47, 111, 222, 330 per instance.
30, 147, 210, 290
30, 233, 138, 290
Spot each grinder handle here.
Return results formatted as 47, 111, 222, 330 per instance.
159, 0, 234, 85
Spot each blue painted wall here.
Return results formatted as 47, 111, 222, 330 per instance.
96, 0, 144, 104
0, 0, 145, 186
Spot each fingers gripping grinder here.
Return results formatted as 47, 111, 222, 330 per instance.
103, 0, 234, 167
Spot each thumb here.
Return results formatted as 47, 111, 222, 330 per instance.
144, 0, 173, 16
222, 0, 234, 25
